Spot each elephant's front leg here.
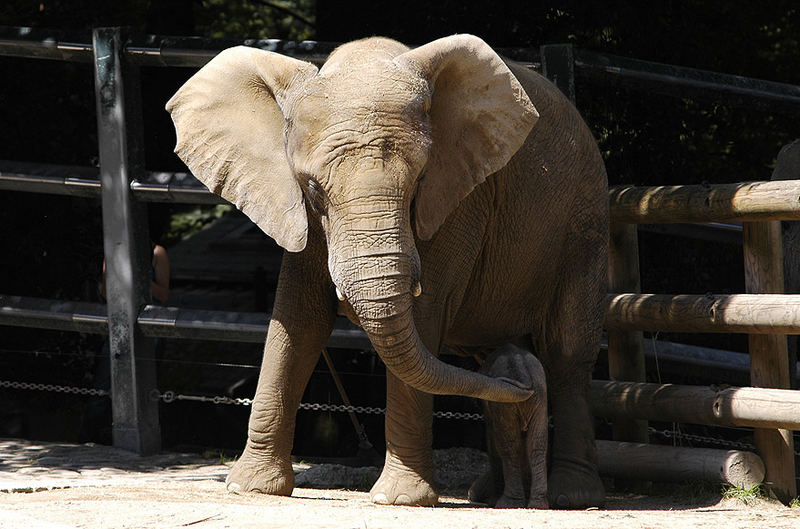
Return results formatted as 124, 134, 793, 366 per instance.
227, 236, 335, 495
370, 371, 437, 506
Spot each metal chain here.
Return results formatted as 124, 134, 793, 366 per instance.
298, 402, 385, 415
150, 389, 484, 420
150, 390, 253, 406
0, 379, 109, 397
8, 381, 797, 434
433, 410, 484, 421
649, 426, 759, 451
654, 426, 800, 457
1, 379, 482, 420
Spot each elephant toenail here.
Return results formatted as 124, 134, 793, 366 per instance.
555, 494, 570, 508
372, 493, 389, 504
395, 494, 412, 505
227, 482, 242, 494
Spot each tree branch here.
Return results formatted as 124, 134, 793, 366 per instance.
250, 0, 315, 29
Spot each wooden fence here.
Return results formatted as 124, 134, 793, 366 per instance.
1, 25, 799, 502
602, 140, 800, 502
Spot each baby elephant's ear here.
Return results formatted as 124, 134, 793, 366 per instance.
396, 35, 539, 241
166, 46, 318, 252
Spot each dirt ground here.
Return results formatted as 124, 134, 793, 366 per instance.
1, 438, 797, 529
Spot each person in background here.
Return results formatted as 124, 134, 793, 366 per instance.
101, 241, 170, 304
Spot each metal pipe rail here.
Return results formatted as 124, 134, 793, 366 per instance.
574, 49, 800, 109
0, 26, 336, 66
0, 295, 108, 334
2, 25, 799, 109
0, 161, 224, 204
0, 295, 372, 350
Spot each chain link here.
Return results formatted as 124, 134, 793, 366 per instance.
433, 410, 484, 421
151, 389, 484, 420
297, 402, 386, 415
648, 426, 759, 451
0, 379, 109, 397
1, 379, 482, 420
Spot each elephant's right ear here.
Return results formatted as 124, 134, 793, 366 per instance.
166, 46, 318, 252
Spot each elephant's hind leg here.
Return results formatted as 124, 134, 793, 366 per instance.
539, 235, 606, 509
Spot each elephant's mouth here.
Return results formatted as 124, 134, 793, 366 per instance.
336, 296, 361, 326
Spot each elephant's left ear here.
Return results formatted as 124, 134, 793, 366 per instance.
396, 34, 539, 240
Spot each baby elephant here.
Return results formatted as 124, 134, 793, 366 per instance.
469, 345, 548, 509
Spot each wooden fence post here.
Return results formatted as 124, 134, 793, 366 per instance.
93, 27, 161, 454
607, 225, 648, 446
541, 43, 576, 104
742, 143, 797, 502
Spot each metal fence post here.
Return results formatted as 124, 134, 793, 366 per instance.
93, 27, 161, 454
541, 44, 576, 104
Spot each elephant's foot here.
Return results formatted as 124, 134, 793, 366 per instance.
370, 462, 438, 506
226, 446, 294, 495
527, 494, 549, 509
547, 460, 605, 509
495, 494, 526, 509
468, 469, 500, 506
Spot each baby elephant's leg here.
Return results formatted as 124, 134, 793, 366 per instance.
478, 344, 548, 509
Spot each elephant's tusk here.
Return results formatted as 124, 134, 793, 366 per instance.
336, 286, 346, 301
412, 282, 422, 297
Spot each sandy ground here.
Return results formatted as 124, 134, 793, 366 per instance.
1, 438, 797, 529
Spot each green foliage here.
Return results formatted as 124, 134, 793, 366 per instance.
790, 497, 800, 508
202, 449, 238, 465
721, 482, 768, 505
195, 0, 315, 40
162, 204, 233, 247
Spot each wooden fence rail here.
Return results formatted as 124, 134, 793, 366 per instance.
605, 293, 800, 334
609, 180, 800, 224
591, 380, 800, 431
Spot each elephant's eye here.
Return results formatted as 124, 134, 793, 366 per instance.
305, 178, 327, 216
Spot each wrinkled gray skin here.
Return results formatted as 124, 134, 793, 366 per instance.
166, 34, 608, 509
469, 344, 549, 509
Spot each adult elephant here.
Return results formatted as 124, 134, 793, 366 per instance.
166, 34, 608, 508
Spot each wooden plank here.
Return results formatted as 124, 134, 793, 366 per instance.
605, 293, 800, 334
607, 223, 648, 447
609, 179, 800, 224
590, 380, 800, 430
597, 440, 765, 489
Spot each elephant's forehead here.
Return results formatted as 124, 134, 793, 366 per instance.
297, 65, 428, 116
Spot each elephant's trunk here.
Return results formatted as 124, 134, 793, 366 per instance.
330, 215, 532, 403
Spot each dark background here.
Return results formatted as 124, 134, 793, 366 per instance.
0, 1, 797, 458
